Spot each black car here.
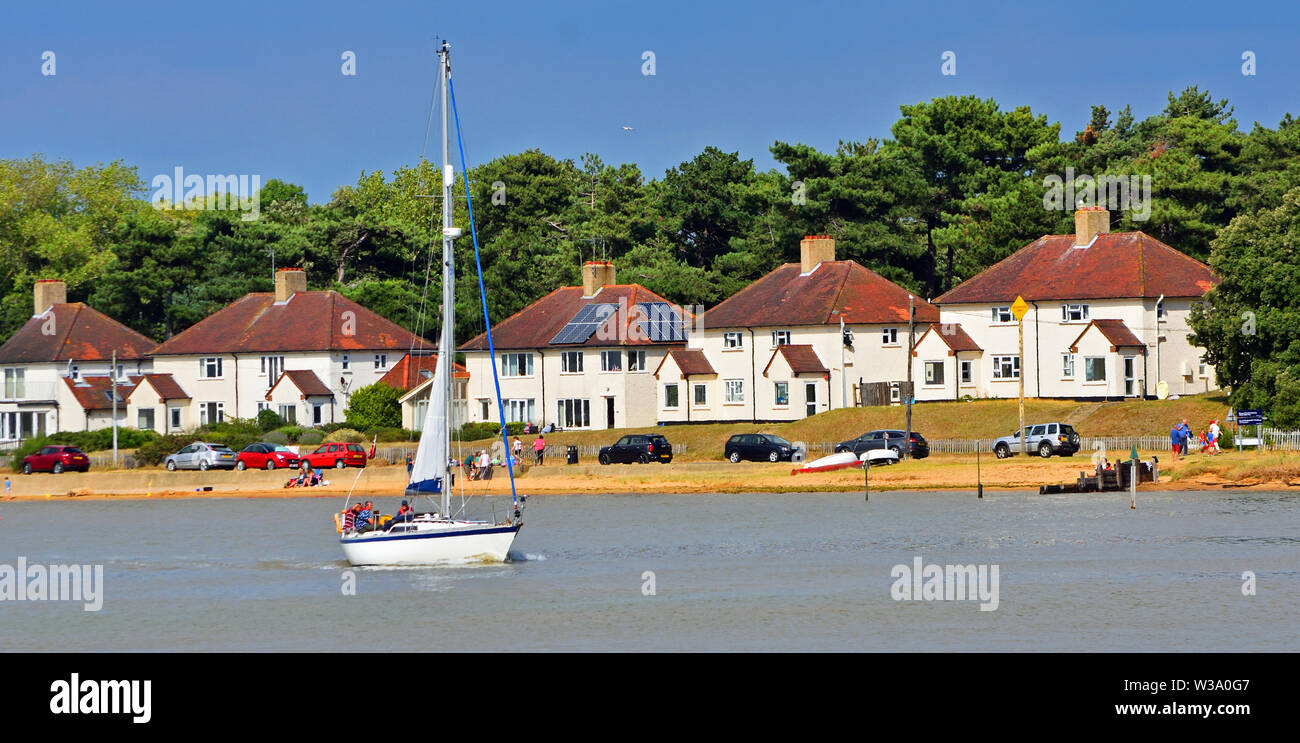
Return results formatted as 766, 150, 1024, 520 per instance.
598, 434, 673, 464
725, 433, 795, 463
834, 429, 929, 459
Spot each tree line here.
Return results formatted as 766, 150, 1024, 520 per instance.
3, 86, 1299, 422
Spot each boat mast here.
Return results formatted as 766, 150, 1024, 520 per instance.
438, 41, 457, 518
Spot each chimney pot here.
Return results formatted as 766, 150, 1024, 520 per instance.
581, 260, 616, 297
275, 268, 308, 302
800, 236, 836, 273
34, 279, 67, 315
1074, 208, 1111, 246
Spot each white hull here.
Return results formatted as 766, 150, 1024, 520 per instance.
340, 519, 520, 565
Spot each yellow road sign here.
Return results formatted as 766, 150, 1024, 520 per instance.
1011, 295, 1029, 321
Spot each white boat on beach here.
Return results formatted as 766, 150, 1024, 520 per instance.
338, 41, 523, 566
791, 449, 898, 474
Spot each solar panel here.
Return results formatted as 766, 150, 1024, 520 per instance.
636, 302, 687, 342
549, 303, 618, 345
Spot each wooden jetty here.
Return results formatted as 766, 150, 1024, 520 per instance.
1039, 459, 1158, 494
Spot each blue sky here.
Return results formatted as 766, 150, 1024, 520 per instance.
2, 0, 1297, 203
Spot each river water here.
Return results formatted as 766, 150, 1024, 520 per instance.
0, 490, 1296, 651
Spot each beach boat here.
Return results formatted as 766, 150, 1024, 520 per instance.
339, 42, 523, 566
791, 449, 897, 475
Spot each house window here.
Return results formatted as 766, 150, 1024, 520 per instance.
374, 354, 388, 370
313, 404, 323, 425
627, 350, 646, 372
664, 384, 679, 408
257, 401, 268, 413
501, 353, 534, 377
561, 351, 584, 373
991, 307, 1013, 323
504, 399, 535, 423
924, 361, 945, 385
137, 409, 155, 431
1062, 353, 1075, 378
2, 368, 24, 399
600, 350, 622, 372
1085, 357, 1106, 382
725, 380, 745, 404
480, 400, 490, 420
169, 407, 182, 431
882, 328, 899, 345
275, 404, 295, 424
774, 382, 789, 406
341, 354, 350, 371
771, 330, 791, 347
557, 398, 590, 428
261, 355, 286, 383
960, 360, 972, 384
1156, 299, 1166, 321
1198, 359, 1208, 378
199, 357, 223, 379
723, 332, 744, 349
1061, 304, 1090, 322
200, 402, 224, 425
992, 356, 1020, 380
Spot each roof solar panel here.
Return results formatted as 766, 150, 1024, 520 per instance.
549, 303, 618, 345
636, 302, 687, 342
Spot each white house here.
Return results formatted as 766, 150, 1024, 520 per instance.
918, 207, 1220, 401
459, 261, 689, 430
380, 353, 469, 431
655, 235, 940, 423
147, 268, 434, 428
0, 279, 156, 443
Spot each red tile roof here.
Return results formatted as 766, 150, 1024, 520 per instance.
936, 232, 1219, 304
377, 353, 469, 392
128, 373, 190, 401
762, 345, 829, 376
912, 323, 982, 354
62, 376, 135, 411
701, 261, 939, 328
653, 348, 717, 378
1069, 319, 1146, 352
460, 285, 691, 351
0, 303, 156, 364
150, 291, 433, 356
266, 370, 334, 399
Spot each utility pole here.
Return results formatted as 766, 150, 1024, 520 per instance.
840, 316, 847, 410
1012, 295, 1029, 455
111, 350, 119, 468
904, 295, 914, 461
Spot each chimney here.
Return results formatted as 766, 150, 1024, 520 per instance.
1074, 207, 1110, 246
274, 268, 308, 302
581, 260, 616, 298
800, 235, 836, 273
34, 279, 67, 314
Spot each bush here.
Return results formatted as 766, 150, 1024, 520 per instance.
257, 409, 286, 432
264, 430, 290, 445
343, 382, 402, 429
297, 430, 324, 445
456, 421, 506, 441
330, 428, 364, 443
192, 418, 261, 453
135, 434, 203, 466
9, 436, 51, 472
364, 427, 415, 442
47, 427, 161, 452
276, 425, 304, 442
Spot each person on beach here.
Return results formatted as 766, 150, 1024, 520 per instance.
533, 435, 545, 465
406, 455, 413, 478
4, 476, 9, 495
1208, 420, 1221, 454
513, 436, 523, 462
1170, 423, 1182, 461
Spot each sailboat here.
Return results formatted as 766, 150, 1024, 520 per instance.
339, 41, 523, 565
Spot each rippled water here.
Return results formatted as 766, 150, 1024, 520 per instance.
0, 490, 1296, 651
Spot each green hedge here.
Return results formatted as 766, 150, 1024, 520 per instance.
297, 430, 324, 445
454, 422, 525, 441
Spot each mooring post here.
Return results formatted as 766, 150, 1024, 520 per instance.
977, 445, 983, 499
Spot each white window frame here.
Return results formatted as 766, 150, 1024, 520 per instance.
991, 307, 1013, 324
692, 383, 707, 407
374, 353, 388, 370
882, 327, 899, 346
992, 355, 1020, 380
1156, 299, 1167, 321
627, 350, 646, 372
169, 407, 182, 431
278, 403, 297, 424
773, 381, 789, 407
2, 368, 24, 399
199, 357, 223, 379
960, 360, 972, 385
1061, 303, 1090, 323
137, 408, 155, 431
663, 383, 680, 409
501, 353, 535, 378
341, 354, 350, 372
1084, 357, 1106, 382
924, 360, 945, 386
200, 401, 225, 425
724, 379, 745, 404
556, 398, 591, 428
771, 330, 791, 347
504, 398, 535, 423
1198, 359, 1208, 378
561, 351, 584, 374
600, 350, 622, 372
1062, 353, 1075, 379
723, 332, 744, 349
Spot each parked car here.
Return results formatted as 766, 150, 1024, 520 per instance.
164, 442, 238, 471
301, 443, 369, 469
236, 443, 302, 471
725, 433, 796, 463
992, 423, 1081, 459
598, 434, 673, 464
21, 445, 90, 474
834, 429, 929, 459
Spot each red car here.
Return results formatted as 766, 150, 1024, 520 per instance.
301, 443, 368, 469
22, 446, 90, 474
235, 443, 303, 471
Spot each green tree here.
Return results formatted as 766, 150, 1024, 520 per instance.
344, 382, 402, 429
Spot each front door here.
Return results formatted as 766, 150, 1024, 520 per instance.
1123, 357, 1136, 396
804, 382, 817, 417
606, 397, 615, 429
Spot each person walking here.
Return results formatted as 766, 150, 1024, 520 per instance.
533, 435, 546, 466
1178, 419, 1192, 455
1170, 422, 1182, 461
512, 436, 523, 463
1208, 419, 1221, 454
406, 455, 413, 478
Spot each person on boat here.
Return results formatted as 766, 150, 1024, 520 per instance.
533, 435, 545, 465
355, 501, 374, 532
386, 500, 415, 530
342, 503, 361, 532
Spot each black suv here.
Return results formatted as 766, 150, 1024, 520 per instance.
598, 434, 673, 464
834, 429, 929, 459
725, 433, 795, 462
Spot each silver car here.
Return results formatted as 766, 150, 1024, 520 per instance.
993, 423, 1081, 459
164, 442, 239, 471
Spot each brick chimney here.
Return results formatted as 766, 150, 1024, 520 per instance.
800, 235, 835, 273
34, 279, 67, 314
274, 268, 308, 302
581, 260, 616, 298
1074, 207, 1110, 246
